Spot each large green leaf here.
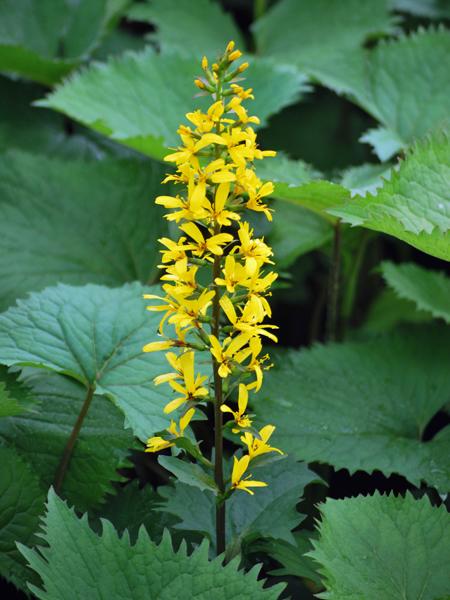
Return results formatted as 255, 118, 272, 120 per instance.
380, 261, 450, 324
306, 29, 450, 159
330, 129, 450, 260
253, 0, 396, 70
0, 151, 167, 310
255, 532, 321, 586
0, 76, 136, 158
392, 0, 450, 19
159, 458, 318, 552
0, 366, 35, 418
38, 49, 308, 160
257, 325, 450, 491
0, 282, 172, 441
269, 200, 333, 268
19, 490, 283, 599
0, 446, 45, 590
257, 155, 350, 222
0, 371, 135, 510
91, 481, 177, 545
127, 0, 244, 58
0, 0, 126, 84
309, 493, 450, 600
361, 289, 431, 334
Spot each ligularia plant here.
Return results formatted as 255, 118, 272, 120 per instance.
142, 41, 283, 554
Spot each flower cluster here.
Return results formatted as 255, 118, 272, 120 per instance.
144, 41, 282, 495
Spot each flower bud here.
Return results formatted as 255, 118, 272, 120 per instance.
228, 50, 242, 62
226, 40, 235, 53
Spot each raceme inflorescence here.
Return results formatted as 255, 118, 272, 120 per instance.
142, 41, 283, 553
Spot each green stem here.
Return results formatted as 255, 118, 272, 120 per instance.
254, 0, 267, 20
341, 230, 371, 335
326, 220, 342, 342
54, 384, 95, 494
212, 247, 226, 555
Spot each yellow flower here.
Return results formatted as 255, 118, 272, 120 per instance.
145, 436, 173, 453
165, 289, 216, 332
142, 339, 177, 353
231, 455, 267, 495
240, 425, 283, 459
161, 258, 198, 297
165, 352, 208, 413
164, 131, 226, 169
158, 236, 193, 264
204, 182, 241, 227
220, 295, 278, 341
179, 222, 233, 257
167, 407, 196, 437
215, 256, 252, 293
234, 222, 273, 274
146, 407, 195, 453
246, 181, 274, 221
209, 332, 252, 378
220, 383, 252, 432
233, 336, 266, 391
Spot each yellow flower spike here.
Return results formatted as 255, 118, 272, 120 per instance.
241, 425, 284, 460
221, 383, 252, 432
231, 455, 267, 495
144, 42, 281, 515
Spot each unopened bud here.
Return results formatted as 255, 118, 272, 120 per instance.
194, 78, 206, 90
212, 62, 219, 72
238, 62, 249, 73
201, 56, 208, 70
228, 49, 242, 62
226, 40, 235, 53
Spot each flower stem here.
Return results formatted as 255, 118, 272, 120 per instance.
326, 220, 342, 342
212, 243, 226, 555
54, 384, 95, 494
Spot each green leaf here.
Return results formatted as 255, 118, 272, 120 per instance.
340, 163, 393, 197
38, 49, 308, 160
269, 200, 333, 268
0, 0, 127, 84
254, 0, 396, 69
255, 531, 321, 586
0, 446, 45, 591
306, 29, 450, 159
380, 261, 450, 324
159, 458, 318, 551
91, 481, 177, 544
309, 492, 450, 600
0, 282, 173, 441
0, 151, 167, 310
0, 77, 64, 155
0, 371, 135, 510
392, 0, 450, 19
127, 0, 244, 58
256, 155, 350, 222
158, 456, 218, 493
361, 289, 431, 334
0, 366, 35, 418
330, 129, 450, 260
257, 325, 450, 491
19, 489, 284, 599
